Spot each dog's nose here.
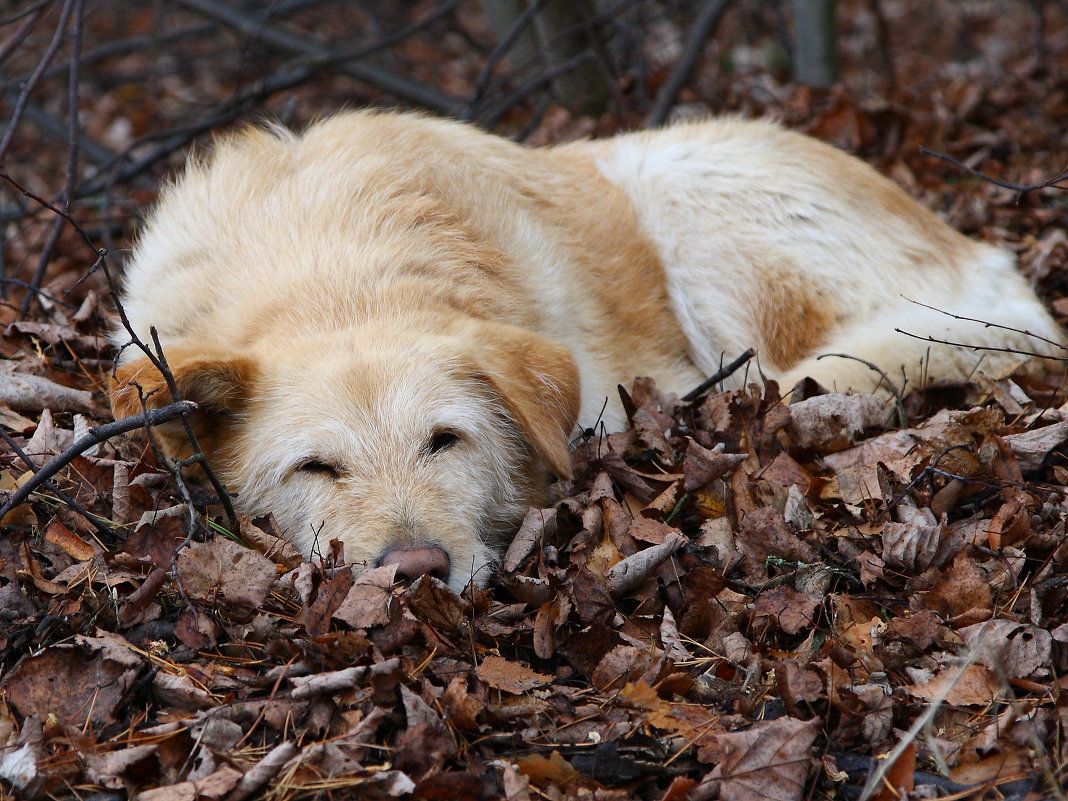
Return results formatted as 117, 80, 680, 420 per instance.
377, 543, 451, 584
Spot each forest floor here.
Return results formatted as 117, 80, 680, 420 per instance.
1, 1, 1068, 799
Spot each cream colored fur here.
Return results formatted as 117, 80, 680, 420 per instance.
111, 110, 1065, 590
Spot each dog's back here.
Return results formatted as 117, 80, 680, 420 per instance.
558, 118, 1065, 394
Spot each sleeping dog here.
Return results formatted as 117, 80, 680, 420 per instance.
111, 111, 1064, 590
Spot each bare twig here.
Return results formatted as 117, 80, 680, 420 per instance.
646, 0, 731, 127
0, 401, 197, 519
70, 60, 316, 200
0, 428, 118, 539
902, 296, 1067, 352
20, 0, 84, 317
479, 49, 595, 129
0, 0, 333, 92
174, 0, 464, 116
0, 0, 52, 28
682, 347, 756, 402
0, 168, 239, 531
920, 146, 1068, 204
0, 0, 73, 166
894, 328, 1067, 362
0, 3, 45, 67
464, 0, 549, 121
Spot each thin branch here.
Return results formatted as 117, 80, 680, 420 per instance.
0, 169, 238, 531
646, 0, 731, 127
20, 0, 84, 317
0, 428, 117, 540
0, 0, 53, 27
894, 329, 1068, 362
920, 146, 1068, 204
0, 3, 45, 67
464, 0, 549, 121
0, 0, 332, 92
72, 58, 323, 200
682, 347, 756, 402
479, 49, 595, 129
0, 401, 197, 518
902, 296, 1067, 352
8, 96, 118, 167
0, 0, 73, 166
174, 0, 464, 116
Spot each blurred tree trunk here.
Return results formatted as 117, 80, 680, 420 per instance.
478, 0, 610, 115
791, 0, 839, 86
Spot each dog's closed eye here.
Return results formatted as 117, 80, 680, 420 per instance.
426, 430, 460, 455
297, 459, 341, 479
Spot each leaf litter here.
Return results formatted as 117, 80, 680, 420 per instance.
5, 349, 1068, 799
3, 2, 1068, 799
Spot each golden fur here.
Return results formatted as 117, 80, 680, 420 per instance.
111, 110, 1065, 589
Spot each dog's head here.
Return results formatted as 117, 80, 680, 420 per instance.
111, 319, 579, 591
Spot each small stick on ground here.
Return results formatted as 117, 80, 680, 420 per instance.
682, 347, 756, 402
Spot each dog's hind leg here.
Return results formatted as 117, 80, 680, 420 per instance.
776, 293, 1066, 396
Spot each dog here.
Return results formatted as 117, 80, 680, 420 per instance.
110, 110, 1065, 591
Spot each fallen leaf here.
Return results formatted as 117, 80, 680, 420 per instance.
176, 537, 277, 611
787, 393, 885, 451
333, 564, 397, 629
476, 655, 553, 693
907, 663, 1002, 706
698, 717, 820, 801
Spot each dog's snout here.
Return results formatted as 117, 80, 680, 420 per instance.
377, 543, 451, 584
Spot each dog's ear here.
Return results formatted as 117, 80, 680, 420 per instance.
111, 349, 257, 460
466, 322, 580, 480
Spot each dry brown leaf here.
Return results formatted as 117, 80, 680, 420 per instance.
754, 586, 820, 635
880, 519, 961, 573
683, 439, 748, 490
787, 392, 884, 451
332, 564, 396, 629
606, 531, 684, 595
1003, 421, 1068, 471
405, 574, 470, 631
43, 520, 96, 561
515, 750, 578, 784
0, 365, 96, 413
476, 654, 553, 693
907, 663, 1002, 706
2, 634, 142, 727
920, 552, 994, 622
176, 537, 277, 611
137, 766, 242, 801
958, 619, 1053, 680
697, 717, 820, 801
85, 745, 160, 790
238, 514, 303, 569
502, 506, 556, 571
773, 661, 823, 712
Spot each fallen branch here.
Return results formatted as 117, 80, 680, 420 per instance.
0, 400, 197, 518
0, 428, 116, 539
682, 347, 756, 402
174, 0, 464, 117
